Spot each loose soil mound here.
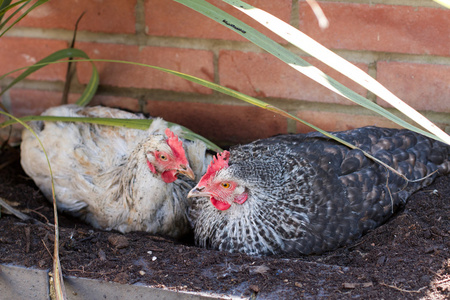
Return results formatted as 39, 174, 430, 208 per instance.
0, 146, 449, 299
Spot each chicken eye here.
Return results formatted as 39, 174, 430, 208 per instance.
159, 154, 168, 161
221, 182, 231, 189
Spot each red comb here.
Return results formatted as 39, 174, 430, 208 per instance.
165, 128, 187, 163
198, 151, 230, 186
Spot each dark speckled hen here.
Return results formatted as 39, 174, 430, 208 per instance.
188, 127, 450, 256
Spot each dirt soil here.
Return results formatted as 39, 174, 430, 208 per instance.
0, 145, 449, 299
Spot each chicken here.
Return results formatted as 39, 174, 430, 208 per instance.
188, 127, 450, 255
21, 104, 212, 238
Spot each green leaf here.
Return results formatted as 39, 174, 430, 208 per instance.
0, 0, 14, 22
0, 0, 28, 30
4, 56, 415, 153
220, 0, 450, 145
1, 115, 222, 152
1, 115, 153, 130
0, 48, 99, 106
0, 0, 13, 10
173, 0, 448, 144
0, 0, 48, 37
175, 124, 223, 152
0, 0, 24, 25
0, 57, 415, 178
2, 56, 440, 150
75, 63, 98, 106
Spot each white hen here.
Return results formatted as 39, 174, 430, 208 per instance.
20, 104, 212, 238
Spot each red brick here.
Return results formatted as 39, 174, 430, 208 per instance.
8, 0, 136, 34
299, 1, 450, 56
8, 89, 83, 117
76, 43, 214, 94
295, 111, 401, 133
145, 0, 291, 43
0, 37, 68, 81
9, 89, 143, 117
219, 50, 367, 104
89, 95, 141, 112
376, 62, 450, 113
4, 91, 118, 143
144, 100, 287, 145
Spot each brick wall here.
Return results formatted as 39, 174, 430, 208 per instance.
1, 0, 449, 146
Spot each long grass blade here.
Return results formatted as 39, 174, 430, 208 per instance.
0, 56, 440, 179
0, 60, 408, 179
0, 110, 67, 300
0, 0, 48, 37
0, 115, 154, 129
0, 0, 14, 23
0, 48, 99, 106
75, 63, 98, 106
0, 57, 437, 140
173, 0, 449, 145
0, 114, 222, 152
219, 0, 450, 145
2, 54, 447, 180
0, 0, 27, 29
0, 0, 13, 12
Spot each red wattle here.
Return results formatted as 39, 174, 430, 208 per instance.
161, 170, 178, 183
210, 197, 231, 211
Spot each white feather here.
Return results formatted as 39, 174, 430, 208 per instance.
21, 105, 212, 237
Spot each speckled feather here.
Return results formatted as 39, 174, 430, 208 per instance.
189, 127, 450, 255
21, 105, 211, 238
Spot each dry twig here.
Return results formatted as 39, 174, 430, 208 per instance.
0, 197, 32, 221
380, 282, 427, 293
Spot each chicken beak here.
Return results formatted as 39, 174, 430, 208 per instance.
178, 164, 195, 180
187, 186, 209, 198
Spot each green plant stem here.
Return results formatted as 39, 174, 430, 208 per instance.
0, 110, 67, 299
218, 0, 450, 145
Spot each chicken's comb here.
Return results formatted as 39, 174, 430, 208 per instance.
198, 151, 230, 186
165, 128, 187, 163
